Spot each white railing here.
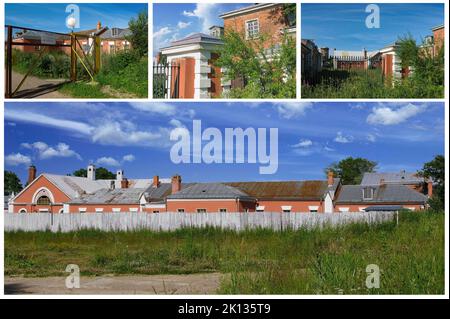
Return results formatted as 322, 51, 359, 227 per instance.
4, 212, 395, 233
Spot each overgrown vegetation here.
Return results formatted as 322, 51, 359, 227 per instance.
217, 30, 296, 98
302, 36, 444, 98
5, 211, 444, 294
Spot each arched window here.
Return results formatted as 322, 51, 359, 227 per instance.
18, 208, 27, 213
58, 208, 64, 214
36, 196, 51, 205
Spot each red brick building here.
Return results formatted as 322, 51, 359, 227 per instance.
7, 165, 430, 214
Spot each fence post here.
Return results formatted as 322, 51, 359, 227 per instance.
94, 35, 101, 74
70, 33, 77, 81
6, 26, 13, 98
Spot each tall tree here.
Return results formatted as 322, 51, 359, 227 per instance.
326, 157, 377, 185
127, 11, 148, 57
418, 155, 445, 211
4, 171, 23, 195
72, 167, 115, 180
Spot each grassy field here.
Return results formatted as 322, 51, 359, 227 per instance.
4, 211, 444, 294
301, 69, 444, 98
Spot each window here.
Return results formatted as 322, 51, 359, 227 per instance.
153, 210, 160, 213
309, 206, 319, 213
58, 208, 64, 214
245, 19, 259, 39
219, 208, 227, 212
309, 209, 318, 213
197, 209, 207, 213
256, 207, 265, 212
362, 187, 374, 200
18, 208, 27, 213
282, 209, 291, 213
36, 196, 51, 205
177, 209, 185, 213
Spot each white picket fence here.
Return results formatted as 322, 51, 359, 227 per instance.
4, 211, 395, 233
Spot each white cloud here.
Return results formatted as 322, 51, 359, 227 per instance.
177, 21, 191, 29
129, 102, 176, 116
367, 133, 377, 142
181, 3, 219, 33
5, 109, 93, 135
275, 102, 313, 119
153, 26, 172, 38
122, 154, 135, 162
96, 157, 121, 167
91, 121, 164, 146
5, 153, 32, 166
292, 139, 313, 148
21, 141, 82, 160
367, 103, 427, 125
182, 10, 196, 17
334, 131, 353, 144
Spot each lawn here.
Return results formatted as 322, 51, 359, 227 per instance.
4, 211, 444, 294
301, 69, 444, 98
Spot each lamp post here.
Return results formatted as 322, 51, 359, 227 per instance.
67, 16, 77, 81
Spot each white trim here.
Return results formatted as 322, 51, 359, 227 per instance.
18, 208, 27, 213
10, 174, 72, 203
95, 208, 104, 212
281, 205, 292, 211
58, 208, 64, 214
167, 198, 239, 202
358, 207, 367, 212
129, 208, 139, 212
38, 208, 49, 212
339, 207, 350, 212
145, 203, 166, 209
219, 3, 279, 19
78, 207, 87, 213
112, 208, 121, 212
32, 187, 55, 204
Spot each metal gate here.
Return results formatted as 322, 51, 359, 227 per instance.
5, 24, 107, 98
153, 63, 180, 98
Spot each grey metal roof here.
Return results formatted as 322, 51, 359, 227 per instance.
100, 28, 131, 40
44, 174, 111, 199
336, 185, 427, 204
163, 33, 223, 48
167, 183, 253, 200
361, 172, 424, 186
69, 188, 145, 204
219, 3, 278, 18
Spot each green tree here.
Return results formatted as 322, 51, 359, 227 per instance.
418, 155, 445, 211
127, 11, 148, 57
216, 30, 296, 98
326, 157, 377, 185
4, 171, 23, 195
396, 34, 444, 95
281, 3, 296, 26
72, 167, 115, 180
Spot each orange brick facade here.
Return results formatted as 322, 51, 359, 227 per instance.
223, 5, 289, 49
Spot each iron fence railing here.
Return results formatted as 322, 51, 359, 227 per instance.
153, 63, 180, 98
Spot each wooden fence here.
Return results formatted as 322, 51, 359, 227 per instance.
4, 212, 395, 233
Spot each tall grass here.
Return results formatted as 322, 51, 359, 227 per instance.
4, 211, 444, 294
301, 69, 444, 98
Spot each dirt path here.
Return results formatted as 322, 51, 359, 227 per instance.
5, 273, 223, 295
11, 71, 70, 98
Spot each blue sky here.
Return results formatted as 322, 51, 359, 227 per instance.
153, 3, 248, 55
4, 102, 444, 186
5, 3, 147, 33
302, 3, 444, 51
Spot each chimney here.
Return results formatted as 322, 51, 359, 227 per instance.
97, 21, 102, 30
116, 169, 123, 181
87, 164, 96, 181
121, 178, 129, 189
427, 181, 433, 197
153, 175, 160, 188
172, 175, 181, 194
27, 165, 37, 184
327, 171, 334, 187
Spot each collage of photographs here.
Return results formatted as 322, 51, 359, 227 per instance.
0, 0, 448, 306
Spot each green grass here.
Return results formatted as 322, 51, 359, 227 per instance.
301, 69, 444, 98
4, 211, 444, 294
58, 82, 111, 98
